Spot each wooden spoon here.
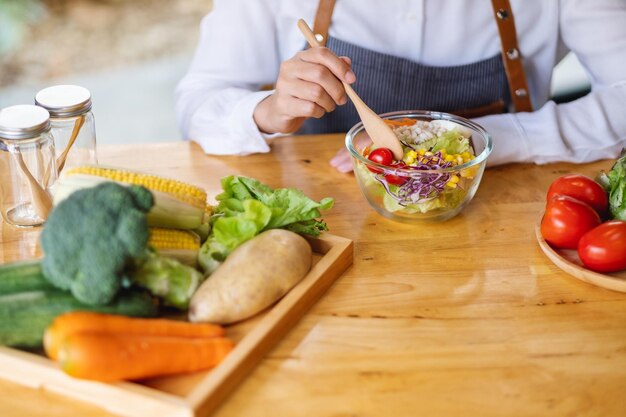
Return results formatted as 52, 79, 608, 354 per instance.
297, 19, 404, 160
56, 115, 85, 174
11, 149, 52, 221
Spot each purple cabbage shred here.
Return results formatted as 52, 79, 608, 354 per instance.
374, 152, 455, 206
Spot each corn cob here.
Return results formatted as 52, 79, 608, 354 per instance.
192, 204, 213, 243
148, 227, 200, 267
51, 165, 207, 230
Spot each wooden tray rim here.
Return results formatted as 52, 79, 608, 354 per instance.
0, 232, 353, 417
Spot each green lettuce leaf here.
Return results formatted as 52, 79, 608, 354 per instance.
198, 176, 333, 274
418, 131, 470, 155
198, 199, 272, 273
212, 199, 271, 251
606, 150, 626, 220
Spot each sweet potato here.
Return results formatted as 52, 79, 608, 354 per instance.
189, 229, 312, 324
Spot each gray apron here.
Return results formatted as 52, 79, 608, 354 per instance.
299, 36, 511, 135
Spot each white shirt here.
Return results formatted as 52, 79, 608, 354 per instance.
175, 0, 626, 166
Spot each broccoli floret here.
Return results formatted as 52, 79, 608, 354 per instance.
41, 183, 154, 305
41, 181, 204, 309
131, 250, 203, 309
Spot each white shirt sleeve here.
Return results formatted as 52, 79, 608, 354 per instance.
177, 0, 626, 163
175, 0, 281, 155
480, 0, 626, 166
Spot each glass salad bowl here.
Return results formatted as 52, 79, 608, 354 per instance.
346, 110, 492, 222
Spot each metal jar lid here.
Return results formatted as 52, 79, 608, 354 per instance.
35, 85, 92, 118
0, 105, 51, 140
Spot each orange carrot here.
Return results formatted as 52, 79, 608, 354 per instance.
384, 118, 416, 127
44, 312, 225, 360
58, 332, 234, 382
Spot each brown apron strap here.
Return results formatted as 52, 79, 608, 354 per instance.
490, 0, 533, 112
453, 99, 506, 119
312, 0, 336, 46
310, 0, 528, 114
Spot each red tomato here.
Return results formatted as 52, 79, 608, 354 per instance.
384, 162, 408, 186
367, 148, 394, 173
578, 220, 626, 273
384, 174, 406, 185
541, 195, 601, 249
546, 174, 608, 215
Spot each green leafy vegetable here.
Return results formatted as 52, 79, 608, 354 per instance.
418, 131, 470, 154
602, 150, 626, 220
198, 176, 333, 274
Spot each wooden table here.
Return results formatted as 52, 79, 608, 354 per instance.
2, 134, 626, 417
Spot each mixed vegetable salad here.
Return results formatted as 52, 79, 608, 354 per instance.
356, 118, 479, 215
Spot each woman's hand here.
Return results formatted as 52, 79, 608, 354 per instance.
329, 147, 354, 173
253, 47, 355, 134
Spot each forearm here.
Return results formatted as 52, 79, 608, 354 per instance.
176, 86, 274, 155
175, 0, 284, 154
477, 82, 626, 167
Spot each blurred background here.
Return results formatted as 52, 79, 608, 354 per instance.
0, 0, 209, 145
0, 0, 590, 146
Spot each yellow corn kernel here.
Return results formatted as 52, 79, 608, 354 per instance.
65, 166, 207, 209
448, 174, 460, 184
446, 181, 458, 188
403, 150, 417, 165
149, 227, 200, 251
417, 148, 426, 156
460, 166, 478, 179
462, 152, 474, 163
445, 154, 455, 162
424, 151, 434, 157
439, 149, 447, 158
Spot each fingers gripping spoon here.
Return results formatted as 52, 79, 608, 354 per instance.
297, 19, 404, 160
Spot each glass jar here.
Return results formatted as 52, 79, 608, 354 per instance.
35, 85, 97, 173
0, 105, 57, 227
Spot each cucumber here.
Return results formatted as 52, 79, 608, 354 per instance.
0, 289, 157, 348
0, 260, 54, 294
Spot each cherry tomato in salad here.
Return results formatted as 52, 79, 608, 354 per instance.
384, 162, 408, 186
546, 174, 608, 215
541, 195, 601, 249
367, 147, 394, 173
384, 173, 407, 185
578, 220, 626, 273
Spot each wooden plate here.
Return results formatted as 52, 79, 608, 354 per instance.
535, 218, 626, 292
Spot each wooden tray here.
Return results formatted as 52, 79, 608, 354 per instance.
535, 220, 626, 293
0, 233, 353, 417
